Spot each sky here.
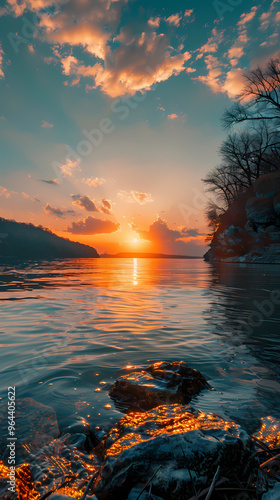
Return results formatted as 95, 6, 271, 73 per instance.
0, 0, 279, 256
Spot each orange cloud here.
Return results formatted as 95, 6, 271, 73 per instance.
222, 67, 246, 98
237, 6, 258, 27
72, 195, 99, 212
40, 18, 110, 60
67, 216, 120, 235
81, 177, 105, 187
184, 9, 194, 18
57, 37, 192, 97
100, 199, 112, 215
44, 203, 74, 218
197, 28, 224, 56
133, 217, 205, 255
167, 113, 179, 120
6, 0, 57, 16
59, 158, 81, 177
148, 17, 160, 28
118, 190, 153, 204
6, 0, 194, 98
166, 14, 181, 26
195, 55, 223, 94
227, 32, 249, 66
0, 186, 14, 198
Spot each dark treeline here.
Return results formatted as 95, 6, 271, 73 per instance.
0, 218, 99, 259
203, 56, 280, 237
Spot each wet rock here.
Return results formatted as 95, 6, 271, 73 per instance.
109, 361, 208, 412
0, 398, 59, 460
59, 415, 100, 450
262, 483, 280, 500
25, 434, 100, 498
253, 416, 280, 448
48, 495, 77, 500
246, 196, 275, 224
0, 461, 39, 500
127, 488, 164, 500
94, 404, 254, 500
204, 172, 280, 263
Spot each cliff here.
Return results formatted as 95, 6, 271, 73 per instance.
0, 218, 99, 259
204, 172, 280, 264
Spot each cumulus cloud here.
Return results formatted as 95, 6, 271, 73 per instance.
57, 37, 192, 98
59, 158, 81, 177
195, 55, 224, 93
41, 120, 53, 128
197, 28, 224, 57
184, 9, 194, 18
222, 67, 246, 98
237, 6, 258, 27
44, 203, 74, 218
166, 14, 182, 26
148, 17, 160, 28
81, 177, 105, 187
6, 0, 65, 17
71, 195, 99, 212
100, 199, 112, 215
259, 1, 280, 30
67, 216, 120, 235
133, 217, 205, 255
227, 32, 248, 66
167, 113, 179, 120
118, 190, 154, 204
6, 0, 193, 98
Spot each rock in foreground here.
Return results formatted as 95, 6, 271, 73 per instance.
94, 404, 254, 500
109, 361, 208, 412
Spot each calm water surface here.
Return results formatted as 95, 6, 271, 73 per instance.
0, 258, 280, 435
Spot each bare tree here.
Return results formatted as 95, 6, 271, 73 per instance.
205, 200, 225, 241
203, 122, 280, 210
222, 56, 280, 129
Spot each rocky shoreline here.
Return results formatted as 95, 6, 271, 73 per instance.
1, 361, 280, 500
204, 173, 280, 265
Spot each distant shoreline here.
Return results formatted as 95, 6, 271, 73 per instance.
100, 252, 203, 259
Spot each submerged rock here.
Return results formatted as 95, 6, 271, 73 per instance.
109, 361, 208, 412
27, 434, 100, 498
0, 398, 59, 460
94, 404, 254, 500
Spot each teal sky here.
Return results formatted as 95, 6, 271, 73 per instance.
0, 0, 279, 255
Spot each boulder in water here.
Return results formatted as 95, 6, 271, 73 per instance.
109, 361, 208, 412
94, 404, 255, 500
